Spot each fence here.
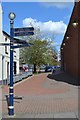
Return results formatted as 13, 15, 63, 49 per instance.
0, 71, 33, 85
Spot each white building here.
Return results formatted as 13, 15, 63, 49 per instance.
0, 4, 19, 82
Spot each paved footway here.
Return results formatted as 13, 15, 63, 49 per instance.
2, 73, 78, 118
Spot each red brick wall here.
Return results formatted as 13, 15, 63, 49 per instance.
61, 2, 80, 80
78, 2, 80, 80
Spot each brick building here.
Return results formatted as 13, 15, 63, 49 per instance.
60, 2, 80, 80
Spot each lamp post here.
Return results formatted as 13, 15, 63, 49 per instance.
8, 12, 16, 116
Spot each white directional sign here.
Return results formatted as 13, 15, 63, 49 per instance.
14, 27, 34, 36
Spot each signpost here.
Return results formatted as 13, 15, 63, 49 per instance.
8, 12, 34, 116
9, 12, 15, 116
14, 27, 34, 36
14, 32, 34, 36
14, 27, 34, 32
0, 12, 34, 116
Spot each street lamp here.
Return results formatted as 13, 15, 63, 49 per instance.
72, 21, 78, 28
8, 12, 16, 116
66, 36, 69, 39
63, 43, 65, 46
61, 47, 63, 50
9, 12, 16, 20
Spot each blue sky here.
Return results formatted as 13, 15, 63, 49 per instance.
2, 2, 74, 53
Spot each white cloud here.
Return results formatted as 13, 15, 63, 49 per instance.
23, 17, 67, 39
42, 2, 74, 8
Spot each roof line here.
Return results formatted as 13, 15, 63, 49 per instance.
2, 31, 29, 44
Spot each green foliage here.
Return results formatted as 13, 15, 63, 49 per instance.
22, 39, 58, 68
19, 23, 58, 73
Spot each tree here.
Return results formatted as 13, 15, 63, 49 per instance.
22, 39, 58, 73
18, 24, 58, 73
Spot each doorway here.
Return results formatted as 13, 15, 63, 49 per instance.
14, 62, 16, 75
7, 62, 9, 84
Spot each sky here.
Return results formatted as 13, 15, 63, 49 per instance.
2, 2, 74, 56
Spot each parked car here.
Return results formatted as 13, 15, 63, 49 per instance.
39, 66, 46, 73
52, 66, 57, 73
52, 65, 61, 73
19, 64, 29, 72
45, 66, 53, 72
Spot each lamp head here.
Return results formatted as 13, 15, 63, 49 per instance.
66, 36, 69, 39
72, 21, 78, 27
63, 43, 65, 46
61, 47, 63, 50
9, 12, 16, 20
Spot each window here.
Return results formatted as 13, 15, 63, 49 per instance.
13, 62, 16, 74
5, 46, 8, 54
13, 50, 16, 53
5, 37, 7, 41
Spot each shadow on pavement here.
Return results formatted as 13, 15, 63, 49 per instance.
47, 71, 79, 86
5, 95, 23, 115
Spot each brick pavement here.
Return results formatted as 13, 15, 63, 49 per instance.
2, 72, 79, 119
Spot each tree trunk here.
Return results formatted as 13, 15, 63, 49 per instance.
34, 64, 36, 73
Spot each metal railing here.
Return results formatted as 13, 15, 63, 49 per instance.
1, 71, 33, 85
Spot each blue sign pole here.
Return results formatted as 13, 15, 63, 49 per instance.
8, 12, 16, 116
8, 12, 34, 116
